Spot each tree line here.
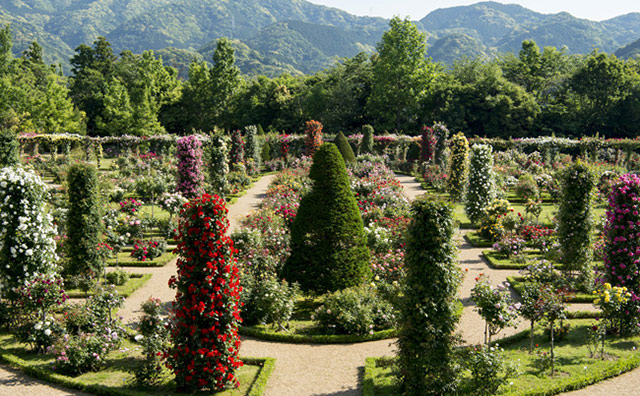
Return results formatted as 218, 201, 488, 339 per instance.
1, 17, 640, 139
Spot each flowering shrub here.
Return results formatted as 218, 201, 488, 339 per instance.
420, 125, 436, 163
432, 122, 449, 170
603, 173, 640, 333
208, 135, 230, 197
230, 129, 245, 166
131, 239, 167, 262
176, 135, 204, 198
241, 275, 299, 330
593, 282, 638, 336
50, 329, 120, 375
105, 267, 129, 286
167, 194, 243, 392
159, 192, 188, 218
17, 316, 63, 353
479, 199, 513, 241
533, 284, 568, 376
465, 144, 496, 225
17, 274, 68, 319
466, 344, 516, 396
244, 125, 260, 170
313, 286, 395, 335
471, 275, 520, 345
493, 235, 525, 258
0, 167, 58, 296
119, 198, 143, 214
422, 164, 448, 192
515, 173, 540, 201
447, 132, 469, 202
304, 120, 323, 157
133, 298, 169, 386
521, 225, 555, 252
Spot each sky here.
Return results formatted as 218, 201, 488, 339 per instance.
306, 0, 639, 21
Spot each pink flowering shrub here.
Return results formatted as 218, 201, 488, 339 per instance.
176, 135, 204, 198
602, 173, 640, 334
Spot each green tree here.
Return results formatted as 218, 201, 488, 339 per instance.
32, 74, 84, 134
210, 38, 242, 129
368, 17, 436, 132
0, 25, 12, 75
397, 197, 461, 395
334, 131, 355, 163
283, 143, 370, 294
95, 77, 133, 135
0, 129, 18, 166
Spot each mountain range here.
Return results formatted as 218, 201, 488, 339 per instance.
1, 0, 640, 77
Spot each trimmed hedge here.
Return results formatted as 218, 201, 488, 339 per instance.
65, 274, 152, 298
239, 326, 397, 344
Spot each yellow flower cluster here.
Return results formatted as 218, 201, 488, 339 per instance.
593, 283, 631, 306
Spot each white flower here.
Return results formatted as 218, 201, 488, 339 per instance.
34, 322, 42, 330
44, 329, 52, 336
134, 334, 144, 342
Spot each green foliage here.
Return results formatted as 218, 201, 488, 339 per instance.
105, 268, 130, 286
314, 286, 395, 335
261, 140, 272, 162
557, 161, 596, 289
465, 144, 496, 225
361, 124, 374, 154
466, 344, 516, 396
65, 163, 103, 286
0, 129, 19, 166
283, 143, 370, 294
208, 134, 230, 198
368, 17, 435, 132
397, 197, 461, 396
245, 125, 261, 168
515, 173, 540, 201
241, 275, 299, 331
447, 132, 469, 202
334, 131, 355, 163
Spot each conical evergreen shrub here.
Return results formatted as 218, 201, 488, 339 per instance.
334, 131, 355, 163
283, 143, 370, 293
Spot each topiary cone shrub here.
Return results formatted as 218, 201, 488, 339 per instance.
304, 120, 323, 157
230, 129, 245, 166
176, 135, 204, 199
334, 131, 356, 163
65, 163, 103, 287
397, 197, 461, 395
166, 193, 243, 392
283, 143, 370, 294
447, 132, 469, 202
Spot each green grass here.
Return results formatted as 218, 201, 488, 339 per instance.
107, 251, 176, 267
240, 298, 397, 344
0, 335, 274, 396
465, 231, 494, 248
483, 250, 544, 269
508, 276, 597, 304
363, 320, 640, 396
65, 274, 152, 298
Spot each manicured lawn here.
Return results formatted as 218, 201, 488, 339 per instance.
65, 274, 152, 298
0, 335, 271, 396
364, 320, 640, 396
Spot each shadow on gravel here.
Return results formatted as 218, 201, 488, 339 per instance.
311, 366, 364, 396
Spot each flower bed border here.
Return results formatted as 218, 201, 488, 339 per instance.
65, 274, 152, 298
107, 252, 176, 267
464, 232, 493, 248
239, 326, 397, 344
507, 276, 597, 303
0, 340, 275, 396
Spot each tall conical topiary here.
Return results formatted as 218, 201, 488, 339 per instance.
397, 197, 461, 395
283, 143, 370, 294
334, 131, 355, 163
360, 124, 374, 154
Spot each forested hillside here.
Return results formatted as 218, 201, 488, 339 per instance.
1, 0, 640, 75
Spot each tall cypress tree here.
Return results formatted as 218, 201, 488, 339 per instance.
283, 143, 370, 293
334, 131, 355, 163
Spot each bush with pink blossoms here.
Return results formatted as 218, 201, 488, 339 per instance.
175, 135, 204, 198
602, 173, 640, 334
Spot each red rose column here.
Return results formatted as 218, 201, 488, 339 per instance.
166, 194, 243, 392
